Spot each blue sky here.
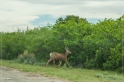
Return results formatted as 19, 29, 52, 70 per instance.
31, 14, 57, 26
31, 15, 103, 26
0, 0, 124, 32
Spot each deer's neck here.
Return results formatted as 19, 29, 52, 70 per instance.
65, 52, 68, 56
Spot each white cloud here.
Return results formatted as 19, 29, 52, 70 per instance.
0, 0, 123, 32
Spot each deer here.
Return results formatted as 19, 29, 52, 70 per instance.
46, 47, 71, 68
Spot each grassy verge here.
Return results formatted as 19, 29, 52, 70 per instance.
0, 60, 124, 82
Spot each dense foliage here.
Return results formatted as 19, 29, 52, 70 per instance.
0, 15, 123, 73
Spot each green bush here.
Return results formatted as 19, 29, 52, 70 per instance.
116, 67, 124, 74
84, 56, 96, 69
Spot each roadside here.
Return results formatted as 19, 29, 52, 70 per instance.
0, 66, 70, 82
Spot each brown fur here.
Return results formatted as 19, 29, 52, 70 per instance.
46, 47, 71, 68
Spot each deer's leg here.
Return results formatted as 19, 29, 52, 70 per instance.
53, 60, 58, 68
53, 60, 59, 68
53, 60, 62, 68
46, 59, 52, 66
65, 60, 71, 68
58, 60, 62, 66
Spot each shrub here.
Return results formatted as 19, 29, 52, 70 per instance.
16, 50, 37, 64
84, 58, 96, 69
116, 67, 124, 74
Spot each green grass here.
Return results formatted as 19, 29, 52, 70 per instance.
0, 60, 124, 82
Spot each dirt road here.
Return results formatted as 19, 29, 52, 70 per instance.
0, 66, 70, 82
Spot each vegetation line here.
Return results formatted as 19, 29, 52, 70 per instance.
0, 15, 124, 73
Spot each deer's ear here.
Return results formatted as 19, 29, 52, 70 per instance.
65, 47, 69, 50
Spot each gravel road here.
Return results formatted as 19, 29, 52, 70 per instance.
0, 66, 70, 82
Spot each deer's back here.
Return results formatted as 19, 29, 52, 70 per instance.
50, 52, 66, 60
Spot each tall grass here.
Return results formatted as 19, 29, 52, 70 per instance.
16, 50, 37, 64
1, 60, 124, 82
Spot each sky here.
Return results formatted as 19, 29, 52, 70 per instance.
0, 0, 124, 32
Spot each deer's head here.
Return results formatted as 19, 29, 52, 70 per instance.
65, 47, 71, 54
